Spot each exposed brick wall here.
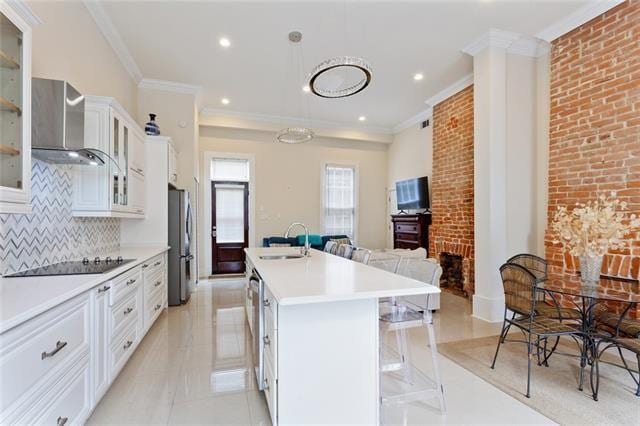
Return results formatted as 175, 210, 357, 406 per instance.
429, 85, 475, 296
544, 0, 640, 316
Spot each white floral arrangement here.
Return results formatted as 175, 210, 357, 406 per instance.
551, 192, 640, 257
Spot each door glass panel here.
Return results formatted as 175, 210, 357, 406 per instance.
211, 158, 249, 181
122, 126, 128, 205
113, 117, 119, 204
215, 185, 245, 243
0, 13, 23, 189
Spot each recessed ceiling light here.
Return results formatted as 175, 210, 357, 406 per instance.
302, 85, 310, 93
358, 116, 366, 122
219, 37, 231, 48
414, 73, 424, 81
221, 98, 230, 105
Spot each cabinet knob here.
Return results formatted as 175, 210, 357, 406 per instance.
57, 416, 68, 426
97, 285, 111, 293
126, 278, 137, 286
124, 307, 134, 315
123, 340, 133, 350
155, 304, 162, 311
154, 280, 162, 287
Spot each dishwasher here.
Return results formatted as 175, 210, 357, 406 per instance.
249, 269, 265, 391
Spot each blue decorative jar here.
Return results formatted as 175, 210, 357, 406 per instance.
145, 113, 161, 135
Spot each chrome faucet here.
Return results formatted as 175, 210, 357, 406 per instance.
284, 222, 310, 257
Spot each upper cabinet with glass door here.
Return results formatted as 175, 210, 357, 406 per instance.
72, 95, 146, 218
0, 2, 34, 213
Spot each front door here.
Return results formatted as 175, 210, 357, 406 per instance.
211, 181, 249, 274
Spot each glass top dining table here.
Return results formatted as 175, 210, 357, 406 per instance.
538, 276, 640, 304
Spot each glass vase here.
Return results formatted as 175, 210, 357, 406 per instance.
579, 255, 603, 287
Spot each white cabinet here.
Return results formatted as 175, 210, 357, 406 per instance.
91, 283, 110, 406
0, 253, 168, 423
73, 96, 145, 218
0, 1, 33, 214
168, 141, 178, 187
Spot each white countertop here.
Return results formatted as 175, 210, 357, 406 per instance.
0, 246, 169, 334
245, 247, 440, 306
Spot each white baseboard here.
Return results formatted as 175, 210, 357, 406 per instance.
472, 294, 505, 323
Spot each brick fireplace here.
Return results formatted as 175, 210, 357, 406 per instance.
544, 0, 640, 317
429, 85, 475, 297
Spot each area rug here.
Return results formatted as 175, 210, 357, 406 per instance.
438, 335, 639, 425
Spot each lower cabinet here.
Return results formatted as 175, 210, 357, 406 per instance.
0, 252, 169, 424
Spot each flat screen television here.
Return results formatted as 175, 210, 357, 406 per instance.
396, 176, 430, 211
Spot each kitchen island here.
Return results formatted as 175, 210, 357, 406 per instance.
244, 247, 441, 425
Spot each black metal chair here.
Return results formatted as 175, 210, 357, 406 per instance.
491, 263, 584, 398
591, 337, 640, 400
507, 254, 581, 321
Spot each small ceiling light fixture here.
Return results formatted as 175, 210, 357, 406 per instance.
219, 37, 231, 48
358, 116, 366, 122
302, 85, 310, 93
414, 73, 424, 81
277, 127, 315, 144
221, 98, 230, 105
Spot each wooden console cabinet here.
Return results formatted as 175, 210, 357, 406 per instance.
391, 214, 431, 255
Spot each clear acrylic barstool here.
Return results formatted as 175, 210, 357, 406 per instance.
379, 294, 446, 414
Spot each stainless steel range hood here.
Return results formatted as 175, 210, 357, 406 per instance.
31, 78, 107, 166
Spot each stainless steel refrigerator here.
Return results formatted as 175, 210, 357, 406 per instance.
168, 189, 194, 305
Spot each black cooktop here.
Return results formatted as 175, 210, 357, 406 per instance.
4, 257, 134, 278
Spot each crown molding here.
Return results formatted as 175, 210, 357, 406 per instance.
535, 0, 625, 42
392, 107, 433, 134
139, 78, 202, 95
461, 28, 521, 56
200, 107, 394, 137
5, 0, 41, 25
82, 0, 142, 83
424, 73, 473, 109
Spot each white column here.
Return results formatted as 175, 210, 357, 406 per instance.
463, 30, 548, 322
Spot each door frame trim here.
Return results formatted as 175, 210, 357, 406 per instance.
202, 151, 256, 278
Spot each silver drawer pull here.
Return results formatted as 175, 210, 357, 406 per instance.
97, 285, 111, 293
154, 261, 162, 266
124, 307, 134, 315
263, 298, 270, 307
154, 280, 162, 287
123, 340, 133, 350
126, 278, 137, 286
263, 335, 271, 346
42, 341, 67, 360
264, 377, 270, 391
155, 304, 162, 311
57, 416, 68, 426
142, 264, 149, 269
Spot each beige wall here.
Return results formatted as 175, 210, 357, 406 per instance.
136, 88, 198, 193
198, 126, 388, 276
387, 124, 432, 191
28, 1, 137, 115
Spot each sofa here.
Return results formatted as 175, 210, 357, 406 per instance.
262, 234, 351, 250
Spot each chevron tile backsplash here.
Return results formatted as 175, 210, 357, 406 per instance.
0, 160, 120, 275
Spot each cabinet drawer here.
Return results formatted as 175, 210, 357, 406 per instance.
264, 356, 277, 425
144, 268, 164, 294
395, 223, 418, 234
110, 291, 138, 339
110, 323, 138, 378
145, 283, 164, 328
0, 294, 90, 416
141, 254, 165, 278
26, 357, 91, 426
110, 267, 141, 306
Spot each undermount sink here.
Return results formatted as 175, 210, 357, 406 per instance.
259, 254, 305, 260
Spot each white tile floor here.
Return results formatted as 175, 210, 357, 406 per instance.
88, 279, 555, 425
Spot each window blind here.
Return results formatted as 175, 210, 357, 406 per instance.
324, 165, 355, 238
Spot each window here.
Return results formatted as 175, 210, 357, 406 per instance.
211, 158, 249, 181
215, 183, 246, 243
323, 164, 356, 239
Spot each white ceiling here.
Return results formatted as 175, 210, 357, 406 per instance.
101, 0, 591, 132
